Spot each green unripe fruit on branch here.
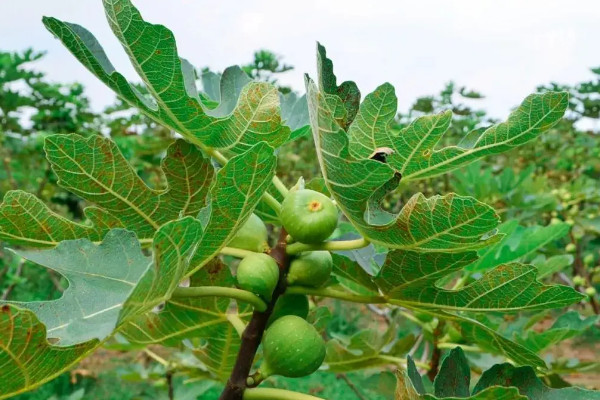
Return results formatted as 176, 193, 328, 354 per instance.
573, 275, 586, 286
228, 213, 269, 252
585, 287, 597, 297
261, 315, 326, 378
287, 251, 333, 288
584, 254, 595, 265
566, 243, 577, 253
237, 253, 279, 301
281, 189, 338, 244
267, 294, 310, 327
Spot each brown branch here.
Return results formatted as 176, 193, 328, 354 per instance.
219, 228, 290, 400
427, 320, 445, 381
337, 374, 367, 400
166, 370, 174, 400
2, 261, 24, 301
570, 234, 600, 315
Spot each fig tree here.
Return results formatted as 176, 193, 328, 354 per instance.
261, 315, 326, 378
281, 189, 338, 244
287, 251, 333, 288
267, 294, 310, 326
236, 253, 279, 301
228, 213, 269, 252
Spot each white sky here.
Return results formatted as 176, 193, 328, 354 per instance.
2, 0, 600, 118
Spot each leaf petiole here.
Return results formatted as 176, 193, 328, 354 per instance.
172, 286, 267, 312
220, 247, 260, 259
377, 355, 430, 370
286, 286, 387, 304
243, 388, 325, 400
437, 343, 482, 353
286, 237, 370, 255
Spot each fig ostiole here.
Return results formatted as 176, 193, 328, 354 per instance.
259, 315, 326, 379
281, 189, 338, 244
227, 213, 269, 253
236, 253, 279, 301
287, 251, 333, 288
267, 294, 310, 327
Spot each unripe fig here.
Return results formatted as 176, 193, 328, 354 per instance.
287, 251, 333, 288
261, 315, 326, 378
267, 294, 310, 326
281, 189, 338, 244
585, 287, 597, 297
237, 253, 279, 301
228, 213, 269, 252
584, 254, 595, 265
573, 275, 586, 286
566, 243, 577, 253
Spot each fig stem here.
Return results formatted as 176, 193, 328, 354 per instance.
272, 176, 290, 197
286, 286, 387, 304
220, 247, 260, 259
437, 343, 481, 353
262, 192, 282, 213
227, 314, 248, 337
172, 286, 267, 312
286, 237, 370, 255
377, 355, 430, 370
243, 388, 324, 400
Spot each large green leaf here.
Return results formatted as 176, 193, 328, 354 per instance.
331, 253, 379, 295
396, 360, 526, 400
187, 142, 276, 275
0, 138, 212, 247
376, 251, 582, 312
0, 305, 98, 400
516, 311, 599, 353
317, 42, 361, 129
43, 0, 293, 154
465, 220, 571, 273
3, 217, 202, 346
121, 259, 251, 381
346, 82, 568, 181
306, 75, 500, 251
473, 363, 600, 399
433, 347, 470, 398
0, 190, 106, 247
121, 259, 245, 346
325, 328, 413, 373
192, 322, 242, 382
45, 135, 212, 239
455, 314, 546, 370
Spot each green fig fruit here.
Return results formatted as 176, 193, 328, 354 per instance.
261, 315, 326, 378
237, 253, 279, 301
281, 189, 338, 244
267, 294, 310, 326
228, 213, 269, 252
287, 251, 332, 288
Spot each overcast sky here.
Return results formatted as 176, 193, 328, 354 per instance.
2, 0, 600, 119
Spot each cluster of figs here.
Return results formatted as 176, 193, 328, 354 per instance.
228, 187, 338, 379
